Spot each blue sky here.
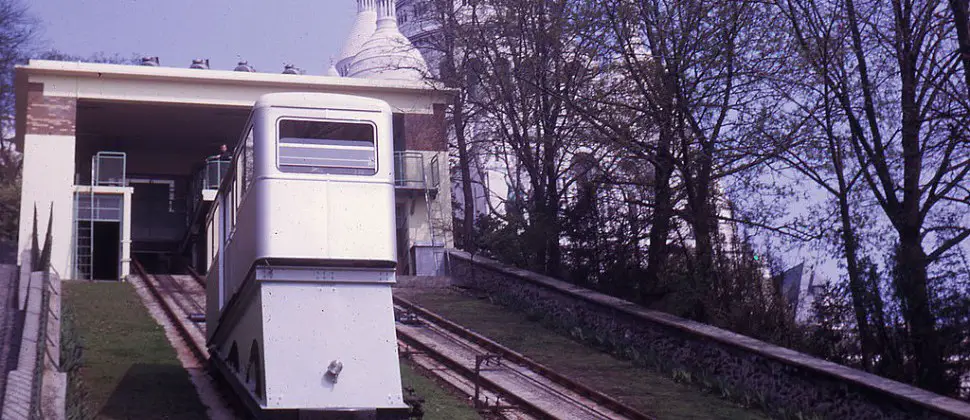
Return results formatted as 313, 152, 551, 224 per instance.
25, 0, 970, 291
29, 0, 356, 74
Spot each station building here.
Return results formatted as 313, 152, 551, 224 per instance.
13, 0, 452, 280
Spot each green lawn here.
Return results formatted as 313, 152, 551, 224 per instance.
400, 359, 482, 420
62, 281, 480, 420
395, 288, 768, 420
63, 281, 208, 420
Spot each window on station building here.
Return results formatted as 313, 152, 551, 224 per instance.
277, 119, 377, 175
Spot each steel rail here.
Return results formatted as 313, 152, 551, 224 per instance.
184, 263, 207, 289
174, 269, 637, 419
396, 309, 619, 419
155, 274, 205, 319
131, 260, 208, 362
131, 262, 258, 419
394, 296, 654, 420
396, 331, 540, 418
410, 316, 617, 418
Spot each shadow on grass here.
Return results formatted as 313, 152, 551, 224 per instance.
98, 363, 208, 420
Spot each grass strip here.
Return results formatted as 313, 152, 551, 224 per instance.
396, 288, 768, 420
63, 281, 208, 420
400, 358, 483, 420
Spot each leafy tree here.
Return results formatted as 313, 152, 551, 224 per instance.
35, 50, 141, 65
0, 0, 37, 242
778, 0, 970, 393
463, 0, 603, 277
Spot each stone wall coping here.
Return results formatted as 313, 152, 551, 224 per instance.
40, 272, 64, 420
449, 250, 970, 419
2, 270, 49, 419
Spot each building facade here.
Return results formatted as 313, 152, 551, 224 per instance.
14, 59, 453, 279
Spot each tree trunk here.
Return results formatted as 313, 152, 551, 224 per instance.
691, 206, 715, 322
544, 136, 562, 277
896, 229, 945, 391
868, 260, 902, 378
642, 128, 674, 303
452, 97, 476, 250
837, 192, 877, 371
436, 0, 477, 251
824, 82, 879, 371
688, 145, 716, 322
896, 26, 945, 390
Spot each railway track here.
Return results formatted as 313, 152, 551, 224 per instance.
129, 262, 650, 420
394, 296, 654, 420
131, 261, 208, 361
128, 261, 239, 419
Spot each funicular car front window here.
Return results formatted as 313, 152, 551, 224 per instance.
277, 119, 377, 175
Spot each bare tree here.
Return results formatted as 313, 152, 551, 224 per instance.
562, 1, 678, 303
759, 0, 901, 373
0, 0, 37, 242
0, 0, 35, 140
779, 0, 970, 393
418, 0, 486, 251
465, 0, 601, 277
574, 0, 791, 320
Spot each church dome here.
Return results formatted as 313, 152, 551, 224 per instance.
346, 0, 429, 81
336, 0, 378, 76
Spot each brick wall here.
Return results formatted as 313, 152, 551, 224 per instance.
25, 83, 76, 136
448, 250, 970, 420
403, 104, 446, 151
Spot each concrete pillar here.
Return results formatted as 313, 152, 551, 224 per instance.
121, 188, 133, 278
17, 83, 77, 277
17, 134, 77, 277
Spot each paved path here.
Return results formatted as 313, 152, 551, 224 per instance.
0, 264, 22, 412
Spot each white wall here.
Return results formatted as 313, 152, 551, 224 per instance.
29, 65, 445, 116
17, 134, 76, 277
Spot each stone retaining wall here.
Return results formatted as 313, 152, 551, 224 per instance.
40, 272, 64, 420
395, 275, 453, 289
2, 259, 64, 420
449, 250, 970, 420
3, 270, 45, 419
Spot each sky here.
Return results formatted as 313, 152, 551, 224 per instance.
24, 0, 970, 292
28, 0, 357, 75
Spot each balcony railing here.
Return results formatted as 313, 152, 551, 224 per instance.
188, 158, 231, 227
92, 151, 126, 187
202, 158, 231, 190
394, 152, 439, 193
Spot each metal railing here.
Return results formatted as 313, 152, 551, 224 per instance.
92, 151, 126, 187
76, 151, 126, 280
203, 158, 231, 190
189, 158, 231, 225
394, 151, 439, 190
430, 154, 440, 189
